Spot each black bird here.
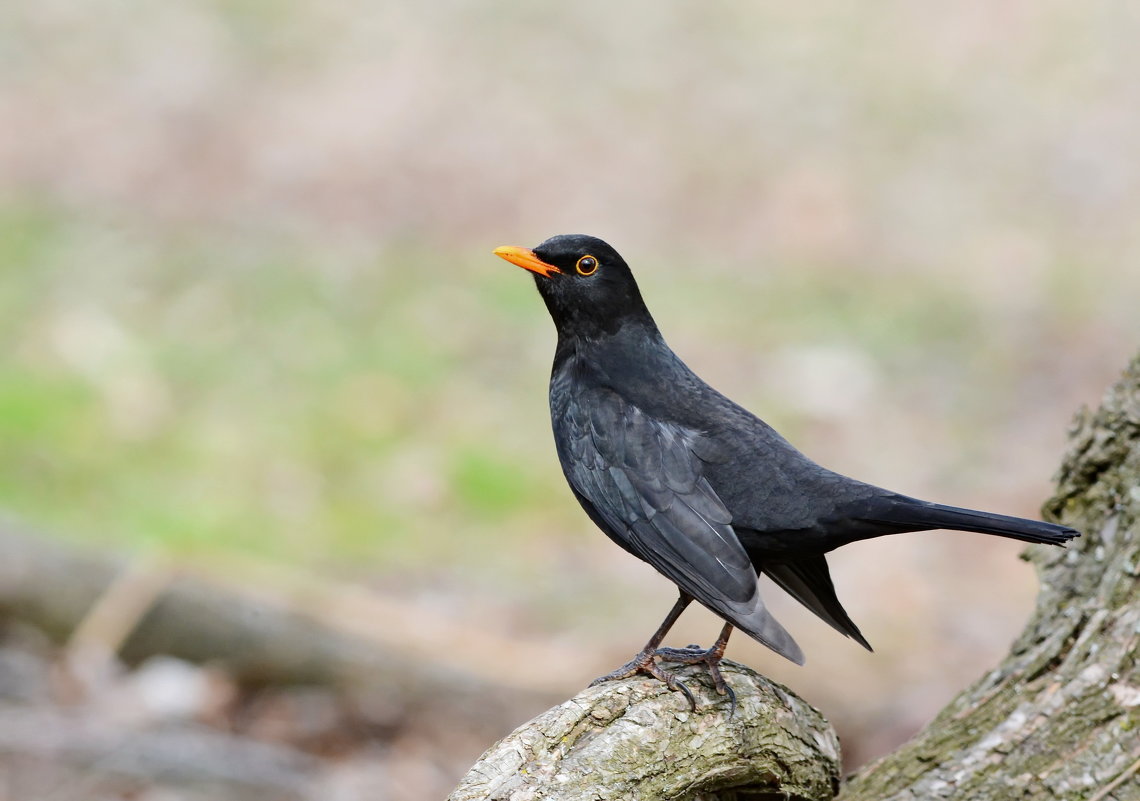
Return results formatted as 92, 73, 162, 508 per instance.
494, 234, 1079, 710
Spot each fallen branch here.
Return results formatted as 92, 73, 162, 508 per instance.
448, 661, 840, 801
0, 524, 565, 741
0, 707, 316, 795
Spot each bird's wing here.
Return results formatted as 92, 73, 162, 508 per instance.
558, 387, 803, 664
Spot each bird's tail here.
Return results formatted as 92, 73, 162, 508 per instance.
862, 496, 1080, 546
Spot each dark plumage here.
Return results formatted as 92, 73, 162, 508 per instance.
494, 234, 1079, 706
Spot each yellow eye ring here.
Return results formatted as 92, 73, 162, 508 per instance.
576, 255, 599, 275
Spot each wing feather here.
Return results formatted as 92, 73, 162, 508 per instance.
558, 386, 803, 663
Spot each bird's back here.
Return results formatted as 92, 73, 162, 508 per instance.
550, 327, 888, 540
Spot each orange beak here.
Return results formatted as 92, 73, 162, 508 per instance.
493, 245, 562, 278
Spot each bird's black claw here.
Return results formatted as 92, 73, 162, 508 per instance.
704, 659, 737, 717
650, 642, 737, 716
664, 673, 697, 711
723, 682, 737, 718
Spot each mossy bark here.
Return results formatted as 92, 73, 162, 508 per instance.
453, 352, 1140, 801
447, 662, 841, 801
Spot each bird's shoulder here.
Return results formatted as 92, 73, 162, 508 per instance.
548, 340, 760, 605
551, 365, 707, 487
549, 330, 885, 535
550, 326, 723, 425
547, 335, 717, 488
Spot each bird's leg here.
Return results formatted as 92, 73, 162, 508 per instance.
655, 622, 737, 716
589, 593, 698, 708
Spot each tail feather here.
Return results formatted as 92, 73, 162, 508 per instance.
865, 497, 1080, 546
764, 557, 872, 651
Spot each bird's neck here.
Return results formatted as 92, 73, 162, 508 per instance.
552, 316, 667, 376
538, 274, 656, 343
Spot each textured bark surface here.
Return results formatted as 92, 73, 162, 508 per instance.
453, 352, 1140, 801
839, 353, 1140, 801
447, 662, 841, 801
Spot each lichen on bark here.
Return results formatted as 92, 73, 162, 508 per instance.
447, 662, 841, 801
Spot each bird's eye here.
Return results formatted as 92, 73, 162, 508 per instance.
576, 255, 599, 276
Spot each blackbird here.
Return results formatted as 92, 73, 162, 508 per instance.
494, 233, 1079, 710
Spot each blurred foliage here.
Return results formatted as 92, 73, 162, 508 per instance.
0, 203, 560, 570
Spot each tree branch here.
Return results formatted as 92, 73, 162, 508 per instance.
447, 662, 841, 801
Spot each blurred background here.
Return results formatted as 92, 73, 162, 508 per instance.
1, 0, 1139, 798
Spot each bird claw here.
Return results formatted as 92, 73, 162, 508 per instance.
590, 645, 736, 715
588, 649, 656, 687
653, 644, 738, 718
590, 653, 699, 711
662, 670, 697, 711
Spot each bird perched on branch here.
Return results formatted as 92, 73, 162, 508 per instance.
494, 234, 1079, 711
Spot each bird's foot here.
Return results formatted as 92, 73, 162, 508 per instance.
654, 641, 737, 717
589, 650, 697, 710
590, 644, 737, 715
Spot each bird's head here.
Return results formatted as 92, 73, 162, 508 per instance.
493, 234, 653, 338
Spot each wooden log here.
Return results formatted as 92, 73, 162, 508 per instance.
0, 706, 316, 796
447, 661, 841, 801
0, 524, 564, 738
